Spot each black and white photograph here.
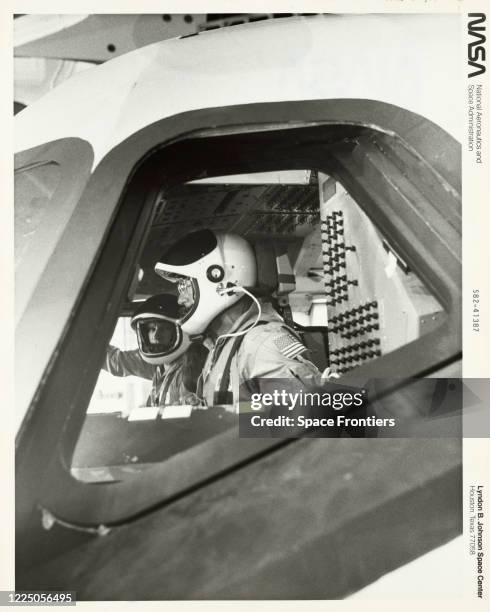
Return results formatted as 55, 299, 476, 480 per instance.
5, 2, 490, 607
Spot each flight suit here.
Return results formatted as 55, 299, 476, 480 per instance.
198, 299, 323, 410
103, 345, 192, 407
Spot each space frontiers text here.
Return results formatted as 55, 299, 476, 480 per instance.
249, 413, 395, 429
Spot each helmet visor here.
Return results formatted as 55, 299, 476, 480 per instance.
159, 229, 218, 266
136, 318, 180, 357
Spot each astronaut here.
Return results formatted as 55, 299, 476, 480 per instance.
103, 293, 204, 407
154, 229, 327, 409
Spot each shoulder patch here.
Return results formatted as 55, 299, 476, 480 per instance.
273, 332, 307, 359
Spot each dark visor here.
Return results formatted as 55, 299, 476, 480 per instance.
136, 318, 180, 356
159, 229, 217, 266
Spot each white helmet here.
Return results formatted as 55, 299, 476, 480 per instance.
130, 294, 190, 365
154, 230, 257, 336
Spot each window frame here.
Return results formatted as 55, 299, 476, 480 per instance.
15, 138, 94, 434
16, 99, 461, 530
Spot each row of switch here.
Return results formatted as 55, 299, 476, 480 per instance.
324, 275, 348, 287
329, 302, 379, 324
327, 242, 356, 253
339, 324, 380, 339
330, 350, 382, 366
321, 223, 344, 231
330, 338, 381, 356
325, 280, 358, 294
321, 230, 345, 243
324, 251, 347, 262
323, 262, 347, 274
327, 296, 349, 306
330, 314, 379, 334
322, 211, 344, 223
332, 311, 379, 327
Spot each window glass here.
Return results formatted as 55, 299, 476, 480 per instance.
71, 164, 447, 484
14, 138, 93, 332
14, 162, 61, 266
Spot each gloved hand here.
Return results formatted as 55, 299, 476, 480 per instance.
321, 366, 341, 381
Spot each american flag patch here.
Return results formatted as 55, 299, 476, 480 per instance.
274, 333, 307, 359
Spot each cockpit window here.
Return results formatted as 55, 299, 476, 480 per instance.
70, 165, 448, 484
14, 138, 94, 328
